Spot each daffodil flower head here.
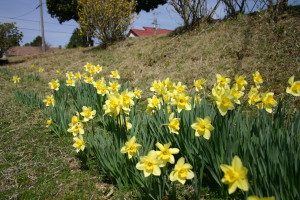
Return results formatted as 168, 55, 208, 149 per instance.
253, 71, 263, 87
55, 70, 61, 74
49, 79, 60, 91
95, 64, 102, 73
146, 95, 161, 114
215, 93, 235, 116
43, 95, 55, 107
80, 106, 96, 122
67, 122, 84, 136
84, 75, 94, 84
38, 67, 44, 72
170, 157, 194, 184
120, 136, 142, 159
216, 74, 231, 87
75, 72, 82, 80
175, 82, 187, 94
286, 76, 300, 96
103, 93, 122, 117
73, 135, 85, 153
261, 92, 277, 113
155, 142, 179, 164
108, 81, 121, 93
191, 116, 214, 139
46, 118, 52, 128
66, 71, 74, 79
220, 155, 249, 194
167, 112, 180, 134
247, 196, 275, 200
171, 93, 192, 113
133, 88, 142, 99
12, 76, 20, 83
194, 79, 207, 91
110, 70, 120, 79
66, 78, 76, 87
136, 150, 164, 177
234, 75, 248, 91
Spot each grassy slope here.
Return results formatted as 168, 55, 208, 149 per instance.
0, 7, 299, 199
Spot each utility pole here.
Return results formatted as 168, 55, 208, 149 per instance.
39, 0, 46, 53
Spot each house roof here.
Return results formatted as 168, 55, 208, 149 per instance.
128, 26, 173, 37
6, 46, 59, 56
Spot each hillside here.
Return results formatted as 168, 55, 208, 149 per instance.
5, 7, 300, 94
1, 7, 300, 199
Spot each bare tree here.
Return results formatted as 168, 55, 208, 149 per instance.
170, 0, 221, 27
221, 0, 248, 17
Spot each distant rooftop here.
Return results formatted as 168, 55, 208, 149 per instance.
128, 27, 173, 37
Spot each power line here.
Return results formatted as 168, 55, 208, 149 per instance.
0, 16, 77, 27
18, 27, 73, 34
10, 3, 40, 19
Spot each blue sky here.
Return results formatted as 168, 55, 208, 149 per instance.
1, 0, 299, 47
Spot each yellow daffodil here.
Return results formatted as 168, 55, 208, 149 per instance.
175, 82, 187, 94
286, 76, 300, 96
66, 79, 76, 87
66, 71, 74, 79
55, 70, 61, 74
191, 116, 214, 139
110, 70, 120, 79
193, 94, 202, 106
220, 156, 249, 194
38, 67, 44, 72
216, 74, 231, 87
84, 76, 94, 84
120, 90, 135, 114
247, 196, 275, 200
46, 118, 52, 128
253, 71, 263, 88
108, 81, 121, 93
146, 95, 161, 114
95, 64, 102, 73
150, 80, 162, 93
67, 122, 84, 136
234, 75, 248, 91
43, 95, 55, 107
215, 93, 235, 116
230, 87, 244, 104
88, 65, 97, 74
118, 117, 132, 130
48, 80, 60, 91
170, 157, 194, 184
80, 106, 96, 122
12, 76, 20, 83
103, 93, 121, 117
31, 64, 35, 68
155, 142, 179, 164
75, 72, 82, 80
194, 79, 207, 91
171, 93, 192, 113
167, 112, 180, 134
120, 136, 142, 159
68, 113, 80, 127
261, 92, 277, 113
134, 88, 142, 99
162, 78, 175, 91
73, 135, 85, 152
136, 150, 164, 177
84, 62, 93, 72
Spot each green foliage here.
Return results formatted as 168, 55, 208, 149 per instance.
67, 28, 92, 48
14, 90, 44, 108
27, 73, 40, 81
0, 22, 23, 57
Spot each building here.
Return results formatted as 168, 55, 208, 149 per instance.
127, 27, 173, 37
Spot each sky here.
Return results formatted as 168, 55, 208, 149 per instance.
1, 0, 299, 48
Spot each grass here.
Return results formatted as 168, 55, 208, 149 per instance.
0, 7, 299, 199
